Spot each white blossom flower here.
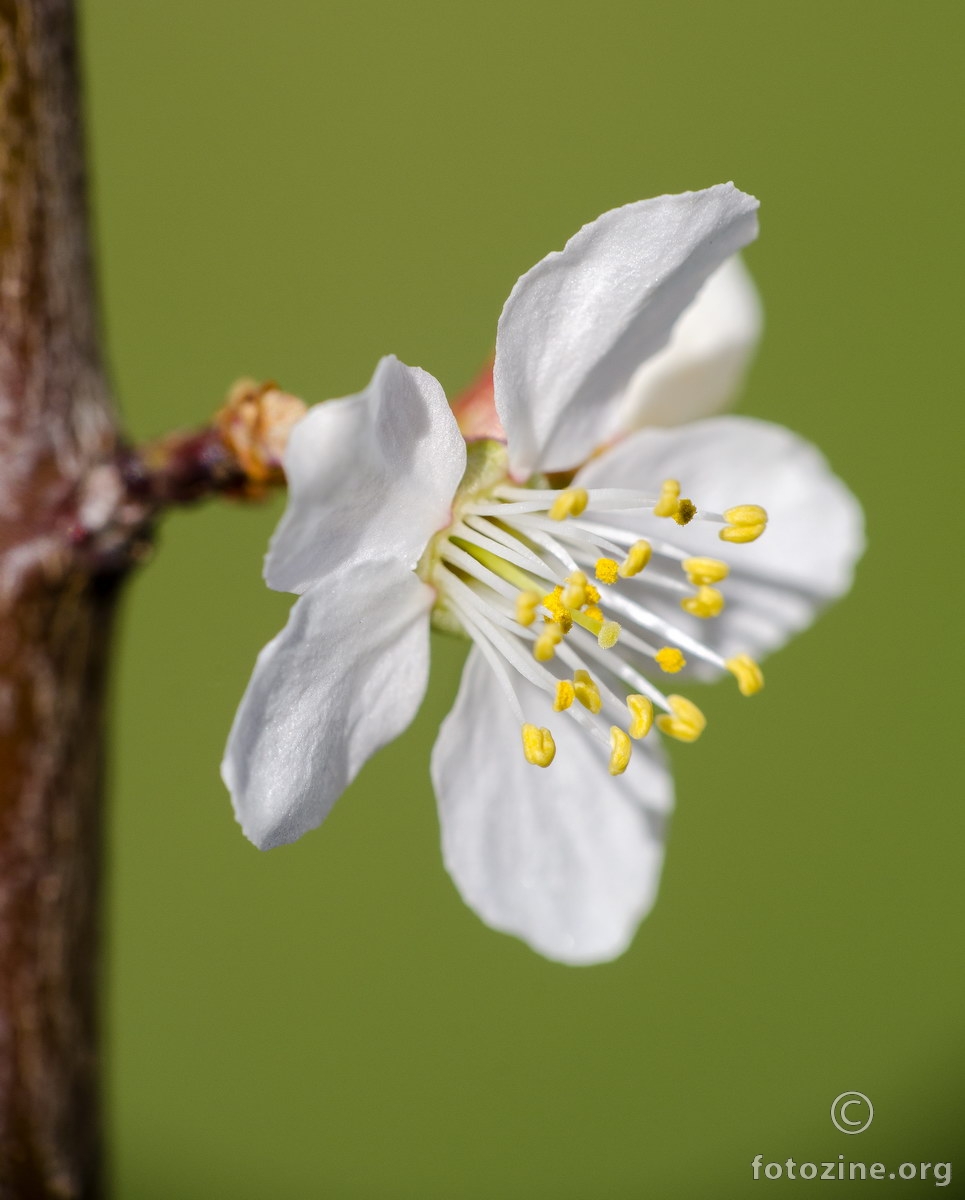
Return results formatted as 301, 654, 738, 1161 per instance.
222, 184, 863, 964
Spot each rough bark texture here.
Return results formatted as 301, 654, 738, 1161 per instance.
0, 0, 117, 1195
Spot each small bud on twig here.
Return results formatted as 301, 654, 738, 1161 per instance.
214, 379, 307, 494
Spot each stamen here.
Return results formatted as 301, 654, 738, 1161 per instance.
501, 518, 581, 574
611, 565, 693, 598
619, 540, 652, 578
535, 487, 657, 510
548, 488, 589, 521
533, 626, 563, 661
444, 585, 563, 701
655, 647, 686, 673
653, 479, 680, 517
681, 556, 729, 586
562, 696, 618, 753
595, 588, 728, 670
724, 504, 768, 525
720, 504, 768, 544
680, 585, 725, 619
554, 638, 640, 724
449, 520, 547, 578
445, 595, 525, 722
597, 619, 621, 649
433, 466, 771, 772
483, 487, 661, 516
565, 518, 639, 547
726, 654, 764, 696
514, 512, 626, 560
578, 521, 729, 576
567, 626, 671, 713
561, 570, 587, 609
522, 723, 556, 767
608, 727, 632, 775
515, 590, 541, 626
461, 515, 553, 576
594, 557, 619, 585
627, 694, 654, 739
541, 586, 573, 632
573, 669, 602, 714
443, 573, 530, 640
655, 695, 706, 743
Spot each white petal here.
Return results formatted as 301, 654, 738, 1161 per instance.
613, 255, 762, 432
222, 559, 433, 849
431, 647, 673, 964
494, 184, 759, 478
266, 355, 466, 594
576, 416, 865, 673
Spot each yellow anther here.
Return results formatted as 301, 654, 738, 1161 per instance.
597, 619, 621, 649
720, 504, 768, 544
726, 654, 764, 696
515, 590, 541, 627
584, 583, 601, 605
541, 587, 572, 632
680, 585, 725, 619
553, 679, 576, 711
619, 540, 652, 578
584, 604, 604, 623
719, 521, 767, 544
573, 669, 602, 714
673, 498, 697, 525
655, 646, 686, 673
562, 571, 587, 609
548, 487, 589, 521
627, 694, 654, 739
522, 723, 557, 767
682, 556, 729, 586
724, 504, 768, 525
595, 557, 619, 585
655, 695, 707, 743
533, 627, 563, 661
542, 586, 563, 616
608, 726, 632, 776
653, 478, 681, 518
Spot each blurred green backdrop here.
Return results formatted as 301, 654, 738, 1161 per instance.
81, 1, 963, 1196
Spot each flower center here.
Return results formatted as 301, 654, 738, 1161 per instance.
418, 440, 767, 775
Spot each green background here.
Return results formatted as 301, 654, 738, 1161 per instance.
81, 1, 963, 1195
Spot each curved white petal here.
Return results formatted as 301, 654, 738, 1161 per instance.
223, 559, 433, 849
494, 184, 760, 478
613, 255, 763, 433
576, 416, 865, 674
266, 355, 466, 594
431, 647, 674, 964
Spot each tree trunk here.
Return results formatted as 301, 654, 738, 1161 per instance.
0, 0, 117, 1194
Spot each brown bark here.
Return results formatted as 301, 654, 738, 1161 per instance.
0, 0, 118, 1195
0, 5, 297, 1192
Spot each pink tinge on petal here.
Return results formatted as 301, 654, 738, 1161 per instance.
451, 359, 507, 443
